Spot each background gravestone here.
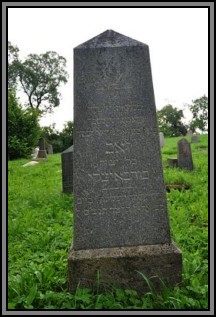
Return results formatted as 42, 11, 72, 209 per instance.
159, 132, 165, 148
61, 145, 73, 193
37, 138, 47, 159
191, 135, 199, 143
47, 144, 53, 154
68, 30, 182, 293
177, 138, 193, 170
187, 130, 193, 136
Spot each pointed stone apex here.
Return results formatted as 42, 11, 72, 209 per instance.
74, 29, 147, 49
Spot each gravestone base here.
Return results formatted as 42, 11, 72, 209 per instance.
36, 150, 47, 160
68, 242, 182, 294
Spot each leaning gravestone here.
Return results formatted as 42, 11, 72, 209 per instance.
159, 132, 165, 148
191, 135, 199, 143
61, 145, 73, 193
68, 30, 182, 293
177, 138, 193, 170
37, 138, 47, 159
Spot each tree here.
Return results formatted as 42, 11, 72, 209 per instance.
41, 121, 73, 153
8, 91, 41, 159
60, 121, 73, 150
16, 50, 68, 114
157, 104, 187, 137
188, 95, 208, 132
8, 42, 20, 90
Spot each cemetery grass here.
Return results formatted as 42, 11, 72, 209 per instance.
8, 135, 208, 310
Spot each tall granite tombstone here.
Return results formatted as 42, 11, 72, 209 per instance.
159, 132, 165, 148
191, 135, 199, 143
61, 145, 73, 193
68, 30, 182, 293
177, 138, 193, 170
37, 138, 47, 159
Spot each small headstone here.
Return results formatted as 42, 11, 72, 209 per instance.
68, 30, 182, 293
47, 144, 53, 154
38, 137, 46, 150
37, 138, 47, 159
177, 138, 193, 170
61, 145, 73, 193
159, 132, 165, 148
187, 130, 193, 136
191, 135, 199, 143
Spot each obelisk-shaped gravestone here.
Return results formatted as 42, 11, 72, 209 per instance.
68, 30, 182, 292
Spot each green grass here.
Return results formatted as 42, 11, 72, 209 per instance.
8, 135, 208, 310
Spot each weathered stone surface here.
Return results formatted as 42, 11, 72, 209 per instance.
177, 138, 193, 170
159, 132, 165, 148
61, 145, 73, 193
191, 135, 199, 143
69, 29, 182, 293
68, 242, 182, 293
73, 29, 171, 250
37, 150, 47, 159
38, 138, 46, 150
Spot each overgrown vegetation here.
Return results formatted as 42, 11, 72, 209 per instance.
8, 91, 41, 160
8, 135, 208, 310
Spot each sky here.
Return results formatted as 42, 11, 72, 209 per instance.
8, 7, 208, 131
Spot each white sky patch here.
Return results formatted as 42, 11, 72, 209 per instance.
8, 7, 208, 131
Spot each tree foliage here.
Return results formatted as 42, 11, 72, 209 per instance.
8, 42, 69, 114
17, 51, 68, 113
157, 104, 187, 137
188, 95, 208, 132
8, 91, 41, 160
41, 121, 73, 153
8, 42, 20, 90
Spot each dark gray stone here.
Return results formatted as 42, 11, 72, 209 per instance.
61, 145, 73, 193
191, 135, 199, 143
69, 29, 182, 292
177, 138, 193, 170
38, 138, 46, 150
37, 150, 47, 159
68, 243, 182, 294
73, 29, 171, 250
159, 132, 165, 148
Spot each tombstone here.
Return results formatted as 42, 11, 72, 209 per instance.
191, 135, 199, 143
37, 137, 47, 159
159, 132, 165, 148
187, 130, 193, 136
47, 144, 53, 154
61, 145, 73, 193
177, 138, 193, 170
68, 30, 182, 293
